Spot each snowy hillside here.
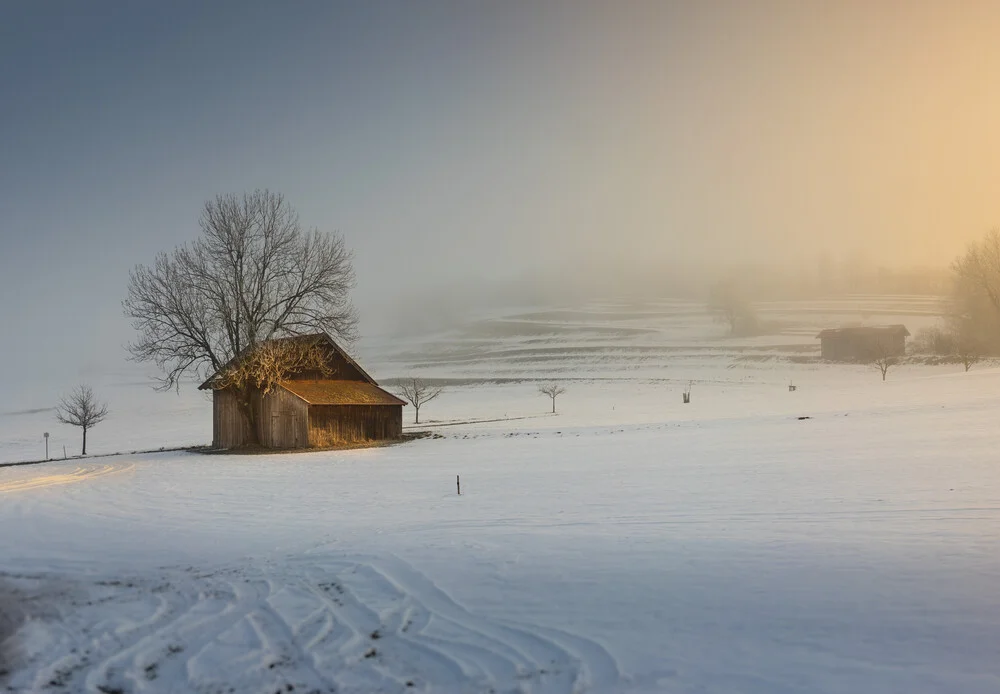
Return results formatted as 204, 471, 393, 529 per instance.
3, 296, 999, 693
363, 294, 946, 381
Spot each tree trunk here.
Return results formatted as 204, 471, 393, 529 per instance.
415, 406, 420, 424
551, 397, 556, 414
82, 427, 87, 456
235, 387, 261, 446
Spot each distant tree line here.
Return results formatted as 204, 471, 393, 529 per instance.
912, 230, 1000, 370
708, 231, 1000, 369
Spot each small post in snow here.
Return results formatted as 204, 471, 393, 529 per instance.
43, 432, 49, 460
456, 475, 461, 496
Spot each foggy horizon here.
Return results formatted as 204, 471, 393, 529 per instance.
3, 0, 999, 399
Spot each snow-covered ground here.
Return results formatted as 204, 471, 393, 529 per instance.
0, 295, 945, 464
3, 297, 999, 693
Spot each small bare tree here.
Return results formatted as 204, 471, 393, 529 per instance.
211, 338, 335, 440
866, 343, 898, 381
396, 378, 442, 424
955, 334, 984, 372
56, 385, 109, 455
538, 383, 566, 413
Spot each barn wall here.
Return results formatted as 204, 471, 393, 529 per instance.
213, 388, 309, 449
213, 389, 252, 449
259, 388, 310, 448
308, 405, 402, 446
214, 384, 402, 449
820, 337, 842, 361
856, 334, 906, 360
821, 334, 906, 362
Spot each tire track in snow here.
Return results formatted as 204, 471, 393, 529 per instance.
302, 562, 489, 689
0, 462, 135, 494
5, 555, 621, 693
348, 554, 621, 691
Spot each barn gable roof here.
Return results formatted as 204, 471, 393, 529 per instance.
816, 325, 910, 339
198, 332, 377, 390
279, 380, 406, 406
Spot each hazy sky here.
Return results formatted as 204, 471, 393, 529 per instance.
2, 1, 1000, 399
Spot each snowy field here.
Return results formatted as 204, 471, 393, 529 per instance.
3, 297, 1000, 693
0, 295, 945, 464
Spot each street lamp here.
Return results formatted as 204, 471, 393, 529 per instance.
43, 432, 49, 460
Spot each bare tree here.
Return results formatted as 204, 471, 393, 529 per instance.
953, 229, 1000, 313
866, 343, 898, 381
56, 385, 109, 455
912, 320, 984, 372
944, 290, 990, 371
396, 378, 442, 424
708, 280, 759, 336
538, 383, 566, 413
950, 230, 1000, 354
954, 330, 984, 372
123, 190, 357, 439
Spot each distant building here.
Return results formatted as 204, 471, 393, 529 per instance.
199, 333, 405, 450
816, 325, 910, 362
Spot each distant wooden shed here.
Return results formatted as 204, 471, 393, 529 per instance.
816, 325, 910, 362
199, 333, 405, 449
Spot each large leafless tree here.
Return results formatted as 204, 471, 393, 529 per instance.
396, 378, 442, 424
953, 230, 1000, 314
949, 230, 1000, 357
123, 190, 357, 439
56, 385, 109, 455
538, 383, 566, 413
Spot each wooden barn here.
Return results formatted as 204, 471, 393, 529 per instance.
199, 333, 405, 449
816, 325, 910, 362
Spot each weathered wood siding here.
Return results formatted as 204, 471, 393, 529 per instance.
259, 388, 310, 448
212, 389, 252, 448
290, 344, 370, 382
213, 388, 308, 449
308, 405, 402, 446
213, 386, 400, 450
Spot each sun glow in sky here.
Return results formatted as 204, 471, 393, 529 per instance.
1, 0, 999, 398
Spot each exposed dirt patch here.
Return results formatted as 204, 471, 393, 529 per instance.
200, 437, 411, 456
0, 580, 27, 684
402, 431, 445, 441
